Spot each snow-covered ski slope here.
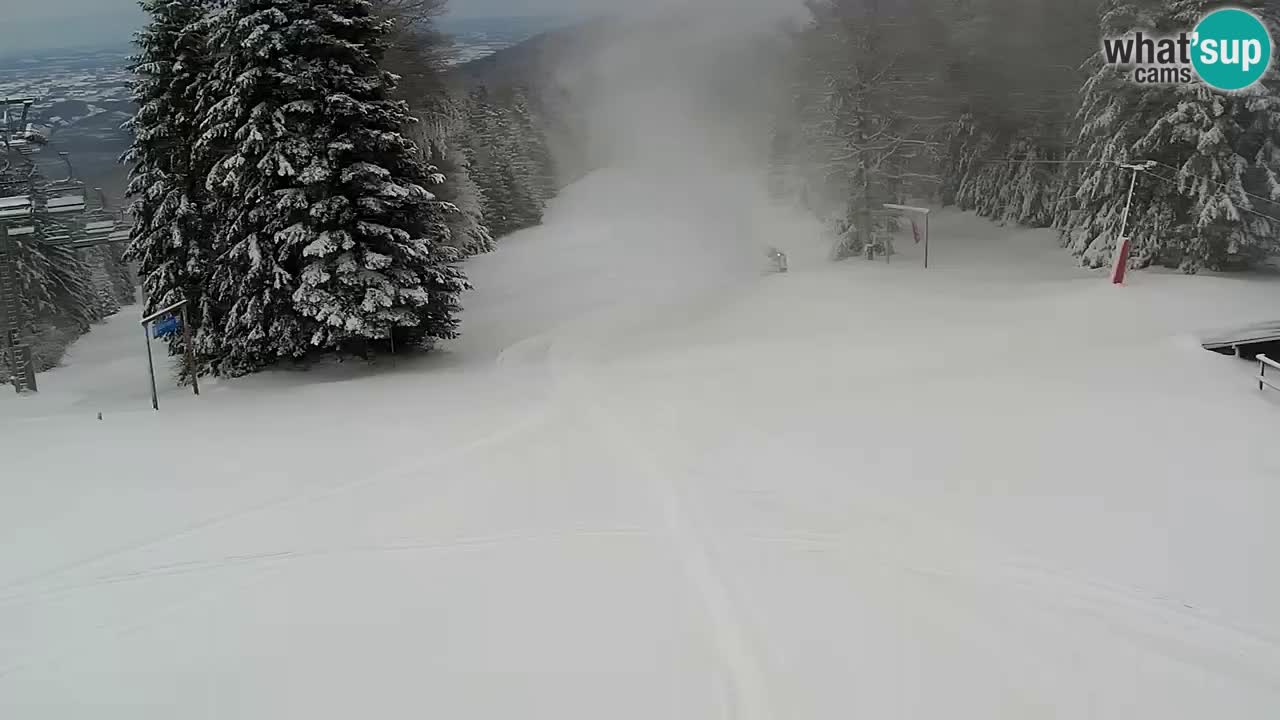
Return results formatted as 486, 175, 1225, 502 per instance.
3, 167, 1280, 719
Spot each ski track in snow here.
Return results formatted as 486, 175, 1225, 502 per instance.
0, 529, 660, 681
547, 319, 777, 720
0, 404, 553, 601
0, 528, 655, 615
535, 274, 1280, 716
3, 169, 1280, 718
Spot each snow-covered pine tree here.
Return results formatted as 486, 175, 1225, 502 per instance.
123, 0, 216, 359
1231, 3, 1280, 261
428, 137, 495, 256
1059, 0, 1280, 272
938, 0, 1093, 228
407, 97, 495, 257
0, 162, 113, 383
1057, 1, 1180, 268
0, 236, 99, 378
791, 0, 944, 250
949, 127, 1063, 227
195, 0, 469, 375
461, 85, 550, 238
85, 246, 123, 319
461, 87, 505, 231
374, 2, 492, 256
106, 241, 138, 307
510, 90, 558, 204
1137, 0, 1279, 269
464, 90, 514, 237
11, 235, 98, 331
945, 115, 999, 214
497, 107, 546, 233
374, 0, 450, 107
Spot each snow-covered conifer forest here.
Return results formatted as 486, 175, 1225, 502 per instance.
3, 1, 1280, 717
770, 0, 1280, 272
120, 0, 559, 376
12, 0, 1271, 379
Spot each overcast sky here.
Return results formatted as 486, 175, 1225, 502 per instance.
0, 0, 590, 23
0, 0, 587, 54
0, 0, 795, 55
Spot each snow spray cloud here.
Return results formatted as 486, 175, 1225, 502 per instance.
534, 0, 809, 275
547, 0, 802, 172
1102, 7, 1273, 91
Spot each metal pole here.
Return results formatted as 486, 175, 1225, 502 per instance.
0, 224, 21, 392
144, 324, 158, 411
1118, 167, 1139, 241
924, 213, 930, 270
181, 303, 199, 396
58, 152, 74, 182
1111, 162, 1153, 286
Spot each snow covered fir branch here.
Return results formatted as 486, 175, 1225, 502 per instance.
123, 0, 557, 377
768, 0, 1280, 273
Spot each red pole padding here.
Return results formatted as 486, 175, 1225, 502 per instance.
1111, 237, 1132, 285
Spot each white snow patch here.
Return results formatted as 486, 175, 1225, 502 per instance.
2, 169, 1280, 719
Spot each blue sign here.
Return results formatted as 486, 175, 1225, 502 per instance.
152, 315, 181, 338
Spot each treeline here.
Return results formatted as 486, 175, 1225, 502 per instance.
771, 0, 1280, 272
351, 0, 560, 245
1, 171, 135, 382
402, 87, 556, 257
125, 0, 558, 378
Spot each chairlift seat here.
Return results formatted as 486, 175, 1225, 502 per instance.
46, 194, 86, 214
0, 195, 32, 220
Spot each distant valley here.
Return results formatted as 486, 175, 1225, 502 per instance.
0, 16, 566, 201
441, 16, 572, 64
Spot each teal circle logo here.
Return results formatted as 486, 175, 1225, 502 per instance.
1192, 8, 1273, 91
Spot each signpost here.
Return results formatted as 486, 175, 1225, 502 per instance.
883, 204, 932, 269
152, 315, 180, 338
140, 299, 200, 411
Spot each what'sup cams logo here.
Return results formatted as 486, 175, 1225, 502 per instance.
1103, 7, 1273, 91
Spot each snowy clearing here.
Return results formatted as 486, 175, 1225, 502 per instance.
3, 168, 1280, 719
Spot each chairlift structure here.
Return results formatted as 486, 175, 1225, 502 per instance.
1, 96, 133, 394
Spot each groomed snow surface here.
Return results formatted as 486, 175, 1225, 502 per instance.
3, 168, 1280, 719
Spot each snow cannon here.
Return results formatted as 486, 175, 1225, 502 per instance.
767, 247, 789, 274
